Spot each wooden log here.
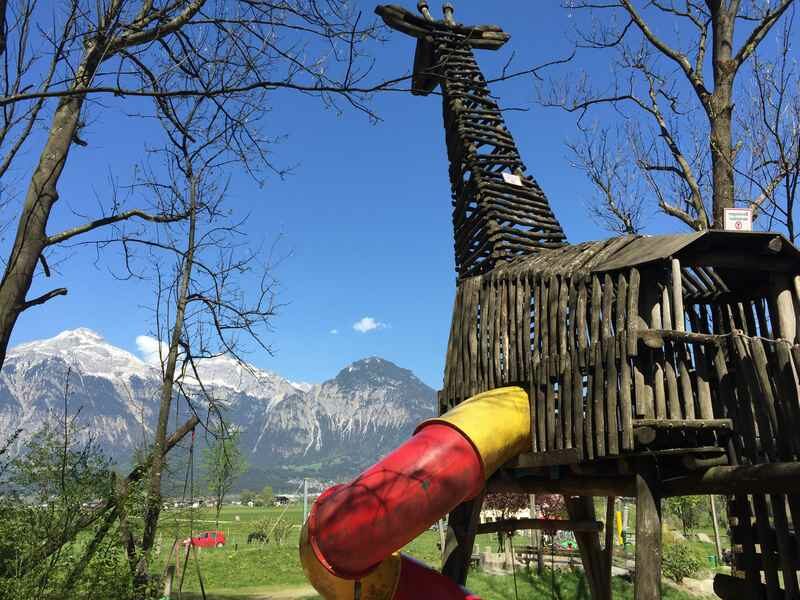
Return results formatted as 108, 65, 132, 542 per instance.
627, 268, 641, 357
478, 279, 488, 391
604, 497, 615, 580
590, 275, 602, 349
661, 462, 800, 496
558, 275, 569, 375
671, 259, 685, 332
563, 349, 574, 450
713, 574, 766, 600
677, 350, 695, 420
511, 448, 581, 468
749, 338, 786, 458
441, 492, 485, 585
476, 518, 603, 535
617, 273, 633, 450
444, 286, 462, 397
532, 274, 541, 377
773, 341, 800, 457
605, 339, 620, 455
732, 335, 778, 460
503, 277, 515, 385
602, 273, 614, 352
771, 273, 797, 342
594, 339, 606, 458
467, 278, 480, 397
687, 307, 714, 420
548, 274, 559, 375
661, 285, 682, 420
633, 418, 733, 431
751, 493, 781, 600
643, 283, 664, 419
634, 465, 662, 600
521, 273, 531, 382
577, 278, 588, 368
572, 346, 585, 461
545, 362, 556, 452
493, 275, 503, 388
566, 496, 612, 600
727, 495, 764, 597
769, 493, 800, 597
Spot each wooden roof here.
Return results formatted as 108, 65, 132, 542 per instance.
485, 231, 800, 279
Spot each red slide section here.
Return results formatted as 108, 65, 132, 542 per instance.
299, 387, 531, 600
301, 423, 483, 599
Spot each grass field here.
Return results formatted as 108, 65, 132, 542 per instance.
159, 504, 711, 599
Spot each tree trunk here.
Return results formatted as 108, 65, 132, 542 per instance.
136, 180, 198, 587
0, 45, 102, 368
709, 8, 737, 229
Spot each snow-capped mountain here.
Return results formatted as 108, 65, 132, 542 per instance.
0, 329, 436, 487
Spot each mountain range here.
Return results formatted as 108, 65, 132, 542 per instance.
0, 329, 436, 490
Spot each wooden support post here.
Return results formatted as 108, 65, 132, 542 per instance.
604, 497, 616, 581
441, 492, 485, 585
634, 466, 662, 600
709, 495, 723, 564
565, 496, 611, 600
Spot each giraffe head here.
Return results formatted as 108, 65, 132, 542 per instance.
375, 3, 510, 95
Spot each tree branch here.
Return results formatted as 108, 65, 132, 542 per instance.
734, 0, 796, 68
19, 288, 67, 311
619, 0, 712, 109
46, 208, 190, 246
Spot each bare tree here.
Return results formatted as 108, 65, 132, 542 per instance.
0, 0, 385, 369
738, 15, 800, 239
108, 86, 280, 589
567, 124, 646, 234
546, 0, 797, 233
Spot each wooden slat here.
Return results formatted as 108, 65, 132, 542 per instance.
661, 285, 682, 420
617, 273, 633, 450
573, 348, 585, 460
467, 277, 480, 397
594, 340, 606, 458
770, 493, 800, 596
577, 277, 589, 368
486, 276, 496, 391
546, 359, 556, 452
478, 279, 488, 391
752, 493, 782, 600
549, 274, 560, 375
493, 274, 503, 387
606, 340, 620, 455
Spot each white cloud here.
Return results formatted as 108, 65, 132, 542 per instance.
135, 335, 167, 365
329, 329, 339, 335
352, 317, 387, 333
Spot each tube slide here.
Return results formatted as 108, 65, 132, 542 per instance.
299, 386, 531, 600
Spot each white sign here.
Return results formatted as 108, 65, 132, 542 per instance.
724, 207, 753, 231
502, 172, 523, 186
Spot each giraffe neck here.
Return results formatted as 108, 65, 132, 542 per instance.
431, 31, 567, 278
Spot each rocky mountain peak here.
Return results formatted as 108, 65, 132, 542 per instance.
1, 330, 436, 488
332, 356, 424, 390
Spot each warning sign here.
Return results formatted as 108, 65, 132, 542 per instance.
724, 208, 753, 231
502, 172, 523, 186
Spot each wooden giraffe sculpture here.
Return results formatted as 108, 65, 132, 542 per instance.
376, 3, 800, 600
376, 2, 566, 280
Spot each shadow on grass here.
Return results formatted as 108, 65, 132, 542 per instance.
180, 595, 319, 600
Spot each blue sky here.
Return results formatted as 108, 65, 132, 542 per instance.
4, 1, 789, 388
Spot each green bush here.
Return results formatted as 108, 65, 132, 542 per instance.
662, 542, 705, 583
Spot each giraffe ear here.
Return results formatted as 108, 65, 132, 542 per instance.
412, 38, 440, 96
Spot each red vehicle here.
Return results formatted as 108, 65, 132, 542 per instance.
184, 530, 225, 548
